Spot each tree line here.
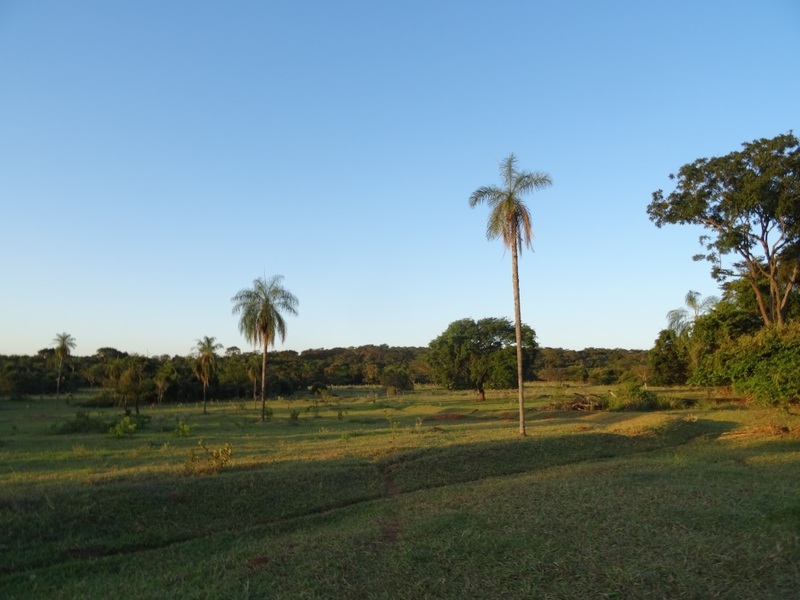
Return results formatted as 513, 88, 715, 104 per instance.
0, 341, 648, 405
7, 133, 796, 408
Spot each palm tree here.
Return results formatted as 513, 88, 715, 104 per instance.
469, 154, 552, 436
246, 354, 261, 409
53, 332, 76, 400
667, 290, 719, 335
666, 290, 719, 373
194, 336, 223, 415
231, 275, 299, 422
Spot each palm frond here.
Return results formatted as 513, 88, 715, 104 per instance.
231, 274, 298, 350
469, 154, 552, 254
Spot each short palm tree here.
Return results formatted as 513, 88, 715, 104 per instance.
667, 290, 719, 335
53, 332, 76, 400
666, 290, 719, 373
194, 336, 223, 415
469, 154, 552, 436
231, 275, 299, 422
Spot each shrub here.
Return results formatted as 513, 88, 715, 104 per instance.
693, 322, 800, 405
608, 382, 664, 411
185, 440, 233, 475
109, 416, 137, 438
174, 420, 191, 438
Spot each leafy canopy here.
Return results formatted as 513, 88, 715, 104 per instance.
427, 317, 537, 392
647, 132, 800, 326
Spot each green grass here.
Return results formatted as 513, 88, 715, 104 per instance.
1, 384, 799, 598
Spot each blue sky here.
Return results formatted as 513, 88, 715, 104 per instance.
1, 0, 798, 357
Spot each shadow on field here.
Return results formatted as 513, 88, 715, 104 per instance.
1, 416, 735, 578
378, 416, 736, 494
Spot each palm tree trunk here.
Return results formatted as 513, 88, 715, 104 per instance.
203, 382, 208, 415
511, 241, 526, 437
260, 340, 268, 423
56, 357, 63, 400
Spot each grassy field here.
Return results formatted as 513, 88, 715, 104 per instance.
1, 384, 799, 599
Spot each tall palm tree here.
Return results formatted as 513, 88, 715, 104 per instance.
231, 275, 299, 422
53, 332, 76, 400
469, 154, 552, 436
246, 354, 261, 409
194, 336, 223, 415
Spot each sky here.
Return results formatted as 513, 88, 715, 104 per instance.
1, 0, 799, 357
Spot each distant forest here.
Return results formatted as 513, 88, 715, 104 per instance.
0, 345, 647, 404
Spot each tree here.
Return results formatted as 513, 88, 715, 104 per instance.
194, 336, 223, 415
427, 317, 537, 401
153, 359, 177, 405
649, 329, 688, 386
52, 332, 76, 400
469, 154, 552, 435
381, 364, 413, 395
667, 290, 719, 336
648, 132, 800, 328
246, 354, 261, 409
666, 290, 719, 375
119, 355, 152, 415
231, 275, 299, 422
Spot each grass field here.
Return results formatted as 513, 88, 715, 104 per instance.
1, 384, 799, 599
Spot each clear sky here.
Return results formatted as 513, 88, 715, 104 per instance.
1, 1, 798, 357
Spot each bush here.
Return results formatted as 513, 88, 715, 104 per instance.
109, 416, 137, 438
174, 420, 191, 438
693, 322, 800, 405
185, 440, 233, 475
608, 382, 664, 412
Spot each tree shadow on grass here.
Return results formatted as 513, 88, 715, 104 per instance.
0, 415, 737, 578
379, 416, 738, 495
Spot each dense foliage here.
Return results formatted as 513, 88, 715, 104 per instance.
648, 132, 800, 327
0, 345, 428, 404
427, 317, 537, 399
0, 340, 653, 406
535, 347, 648, 385
692, 322, 800, 405
647, 133, 800, 403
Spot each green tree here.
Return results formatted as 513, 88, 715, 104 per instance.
52, 332, 76, 400
119, 355, 151, 415
648, 132, 800, 327
666, 290, 719, 374
231, 275, 299, 422
649, 329, 688, 386
469, 154, 552, 434
194, 336, 223, 415
153, 359, 177, 405
381, 364, 413, 395
427, 317, 538, 401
